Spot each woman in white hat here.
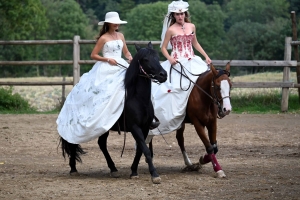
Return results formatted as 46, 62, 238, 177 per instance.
57, 12, 134, 144
149, 0, 211, 135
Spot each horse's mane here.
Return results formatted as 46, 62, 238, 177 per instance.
124, 47, 158, 97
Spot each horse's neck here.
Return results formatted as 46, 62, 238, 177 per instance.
134, 77, 152, 102
198, 72, 214, 98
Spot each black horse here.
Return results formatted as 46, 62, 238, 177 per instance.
60, 42, 167, 184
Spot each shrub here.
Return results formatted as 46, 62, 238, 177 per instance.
0, 86, 35, 112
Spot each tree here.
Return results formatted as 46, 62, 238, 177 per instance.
123, 1, 168, 54
124, 1, 226, 59
188, 0, 227, 59
41, 0, 89, 76
0, 0, 48, 77
224, 0, 290, 73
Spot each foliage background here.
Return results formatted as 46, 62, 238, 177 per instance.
0, 0, 300, 77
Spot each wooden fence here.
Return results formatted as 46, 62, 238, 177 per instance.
0, 36, 299, 112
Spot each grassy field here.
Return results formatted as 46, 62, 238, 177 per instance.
1, 72, 299, 112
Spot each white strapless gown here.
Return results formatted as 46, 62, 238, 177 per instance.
56, 40, 129, 144
149, 34, 210, 136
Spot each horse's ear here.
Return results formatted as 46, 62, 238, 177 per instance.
148, 41, 153, 49
135, 43, 141, 52
225, 60, 231, 72
210, 63, 218, 75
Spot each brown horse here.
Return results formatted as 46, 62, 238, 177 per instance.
147, 62, 232, 178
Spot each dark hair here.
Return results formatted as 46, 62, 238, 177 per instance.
95, 22, 119, 41
168, 11, 191, 27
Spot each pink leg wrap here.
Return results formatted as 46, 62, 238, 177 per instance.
210, 154, 222, 172
200, 153, 211, 164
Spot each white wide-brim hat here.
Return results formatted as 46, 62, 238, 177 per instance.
98, 11, 127, 25
168, 0, 189, 13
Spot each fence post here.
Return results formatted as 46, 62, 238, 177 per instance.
291, 11, 300, 102
281, 37, 292, 112
73, 35, 80, 86
62, 76, 66, 105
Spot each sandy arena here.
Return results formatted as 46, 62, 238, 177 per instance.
0, 113, 299, 199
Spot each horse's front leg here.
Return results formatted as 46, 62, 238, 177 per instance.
130, 124, 161, 184
176, 123, 193, 166
98, 132, 119, 178
193, 120, 226, 178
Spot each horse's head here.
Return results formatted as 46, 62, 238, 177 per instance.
210, 62, 232, 118
134, 42, 167, 83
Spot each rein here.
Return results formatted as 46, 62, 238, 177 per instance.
117, 62, 161, 84
170, 61, 230, 119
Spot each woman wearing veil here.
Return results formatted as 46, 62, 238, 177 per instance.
149, 0, 212, 136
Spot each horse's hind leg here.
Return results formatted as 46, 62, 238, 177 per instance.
60, 137, 82, 176
176, 123, 193, 166
98, 132, 119, 178
145, 135, 154, 163
68, 144, 79, 175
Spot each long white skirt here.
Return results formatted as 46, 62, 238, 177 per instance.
149, 56, 209, 136
56, 58, 129, 144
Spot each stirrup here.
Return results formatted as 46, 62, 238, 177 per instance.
150, 115, 160, 130
150, 121, 160, 130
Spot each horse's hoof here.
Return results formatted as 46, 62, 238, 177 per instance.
182, 163, 202, 172
70, 171, 80, 176
151, 176, 161, 184
130, 175, 139, 179
110, 171, 120, 178
215, 170, 226, 178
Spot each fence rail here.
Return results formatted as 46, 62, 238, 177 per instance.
0, 36, 299, 112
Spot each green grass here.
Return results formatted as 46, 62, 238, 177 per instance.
231, 91, 300, 114
1, 73, 300, 114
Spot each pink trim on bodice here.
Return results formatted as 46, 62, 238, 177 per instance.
170, 34, 195, 59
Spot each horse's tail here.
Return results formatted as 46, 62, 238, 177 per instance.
59, 137, 84, 163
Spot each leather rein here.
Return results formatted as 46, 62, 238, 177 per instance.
169, 61, 231, 119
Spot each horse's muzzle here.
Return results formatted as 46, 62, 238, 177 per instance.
218, 108, 231, 119
155, 70, 167, 83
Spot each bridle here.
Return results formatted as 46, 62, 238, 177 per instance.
211, 69, 231, 119
170, 61, 231, 119
138, 60, 161, 84
117, 61, 161, 84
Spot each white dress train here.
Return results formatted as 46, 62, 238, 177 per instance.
56, 40, 129, 144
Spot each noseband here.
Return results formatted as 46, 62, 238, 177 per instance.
138, 60, 161, 84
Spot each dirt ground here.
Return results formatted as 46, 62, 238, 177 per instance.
0, 113, 299, 200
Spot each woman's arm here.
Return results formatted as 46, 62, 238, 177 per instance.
90, 37, 107, 61
191, 24, 211, 64
120, 33, 133, 62
161, 29, 177, 65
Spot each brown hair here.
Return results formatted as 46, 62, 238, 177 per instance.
168, 11, 191, 27
95, 23, 119, 41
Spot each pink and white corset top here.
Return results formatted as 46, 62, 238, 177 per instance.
170, 33, 195, 59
